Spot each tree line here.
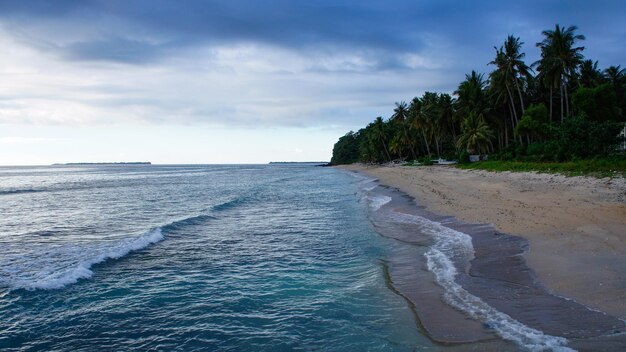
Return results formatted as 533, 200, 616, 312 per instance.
331, 25, 625, 165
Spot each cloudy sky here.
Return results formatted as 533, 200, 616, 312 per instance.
1, 1, 624, 164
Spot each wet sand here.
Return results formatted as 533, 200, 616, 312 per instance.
362, 182, 623, 350
342, 164, 626, 320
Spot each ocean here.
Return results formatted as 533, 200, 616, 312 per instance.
0, 164, 429, 351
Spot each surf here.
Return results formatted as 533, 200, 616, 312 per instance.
361, 182, 576, 351
0, 228, 165, 291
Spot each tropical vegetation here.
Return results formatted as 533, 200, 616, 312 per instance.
330, 25, 625, 168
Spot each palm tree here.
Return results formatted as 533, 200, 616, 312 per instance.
490, 47, 520, 131
391, 101, 417, 159
604, 65, 626, 117
535, 24, 585, 122
504, 36, 532, 115
456, 112, 495, 154
373, 116, 391, 162
389, 134, 404, 160
455, 71, 489, 118
438, 93, 457, 141
579, 59, 603, 88
422, 92, 444, 157
488, 66, 520, 145
604, 65, 625, 85
408, 96, 431, 158
489, 36, 531, 129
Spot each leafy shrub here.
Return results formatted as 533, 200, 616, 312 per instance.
457, 150, 470, 164
516, 103, 549, 139
572, 84, 620, 122
419, 156, 434, 165
549, 115, 622, 159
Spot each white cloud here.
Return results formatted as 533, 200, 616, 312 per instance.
0, 136, 57, 144
0, 25, 464, 131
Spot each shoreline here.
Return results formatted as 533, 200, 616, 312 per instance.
357, 178, 623, 350
341, 164, 626, 320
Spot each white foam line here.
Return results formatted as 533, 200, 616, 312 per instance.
8, 228, 164, 291
426, 249, 574, 351
389, 211, 574, 351
366, 195, 392, 211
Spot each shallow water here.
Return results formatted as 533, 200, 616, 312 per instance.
0, 164, 428, 351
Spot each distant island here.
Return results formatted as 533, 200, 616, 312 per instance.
52, 162, 152, 165
269, 161, 328, 164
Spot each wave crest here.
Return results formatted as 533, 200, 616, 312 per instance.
2, 228, 164, 291
391, 211, 573, 351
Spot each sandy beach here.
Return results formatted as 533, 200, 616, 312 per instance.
341, 164, 626, 320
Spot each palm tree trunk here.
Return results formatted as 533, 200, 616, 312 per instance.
505, 85, 519, 126
451, 124, 457, 142
420, 129, 431, 158
506, 84, 524, 145
403, 126, 417, 160
564, 81, 570, 118
560, 82, 564, 123
381, 139, 391, 162
504, 122, 509, 148
507, 97, 522, 144
549, 86, 553, 122
513, 77, 525, 115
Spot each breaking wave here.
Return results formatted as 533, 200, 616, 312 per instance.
391, 211, 573, 351
366, 195, 392, 211
1, 228, 164, 291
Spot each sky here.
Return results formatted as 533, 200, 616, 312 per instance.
0, 1, 625, 165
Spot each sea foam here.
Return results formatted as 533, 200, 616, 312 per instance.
390, 211, 574, 351
1, 228, 164, 291
367, 195, 392, 211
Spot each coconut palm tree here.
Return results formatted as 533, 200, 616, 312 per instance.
489, 36, 532, 129
488, 63, 521, 145
534, 24, 585, 122
490, 47, 520, 130
504, 36, 532, 114
421, 92, 445, 157
372, 116, 391, 162
604, 65, 626, 117
408, 96, 431, 158
456, 112, 495, 154
455, 71, 489, 118
438, 93, 457, 141
604, 65, 625, 85
391, 101, 417, 160
579, 59, 603, 88
389, 134, 404, 160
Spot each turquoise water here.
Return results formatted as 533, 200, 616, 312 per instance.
0, 164, 430, 351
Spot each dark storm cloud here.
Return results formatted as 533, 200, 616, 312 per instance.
0, 0, 624, 130
0, 0, 423, 64
0, 0, 624, 68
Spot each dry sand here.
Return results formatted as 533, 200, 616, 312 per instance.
341, 164, 626, 319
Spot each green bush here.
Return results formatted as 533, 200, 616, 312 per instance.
457, 150, 470, 164
516, 103, 549, 139
549, 115, 622, 159
419, 156, 434, 165
524, 143, 545, 161
572, 84, 620, 122
514, 143, 527, 158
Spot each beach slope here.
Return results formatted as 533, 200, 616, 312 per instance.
342, 164, 626, 319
